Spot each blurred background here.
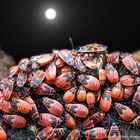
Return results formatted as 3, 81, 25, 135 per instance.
0, 0, 139, 79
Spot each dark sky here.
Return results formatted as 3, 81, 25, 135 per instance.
0, 0, 139, 62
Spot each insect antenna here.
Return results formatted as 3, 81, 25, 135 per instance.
69, 37, 75, 50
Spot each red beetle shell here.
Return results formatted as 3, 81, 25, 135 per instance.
106, 51, 120, 64
86, 92, 95, 107
123, 87, 134, 100
98, 69, 107, 85
114, 103, 135, 121
77, 43, 107, 53
36, 126, 54, 140
30, 70, 45, 87
18, 58, 29, 71
17, 71, 27, 87
45, 61, 56, 81
108, 123, 121, 140
77, 74, 100, 90
111, 82, 124, 100
34, 54, 55, 67
83, 127, 107, 139
106, 63, 119, 83
64, 113, 76, 128
44, 79, 55, 85
42, 97, 64, 116
83, 111, 106, 129
122, 55, 139, 75
49, 128, 65, 139
131, 116, 140, 127
65, 103, 89, 118
24, 96, 39, 119
55, 72, 73, 90
8, 65, 20, 78
55, 57, 65, 68
38, 113, 62, 127
77, 85, 86, 102
132, 86, 140, 106
60, 66, 71, 74
0, 98, 15, 113
58, 50, 74, 66
100, 88, 112, 112
82, 59, 97, 70
66, 129, 80, 140
2, 79, 14, 100
120, 75, 140, 86
3, 115, 26, 128
73, 57, 86, 72
36, 82, 55, 95
0, 125, 7, 140
63, 87, 77, 103
12, 98, 31, 114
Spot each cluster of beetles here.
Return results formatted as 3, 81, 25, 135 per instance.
0, 42, 140, 140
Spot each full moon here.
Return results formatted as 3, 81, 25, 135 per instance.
45, 8, 56, 20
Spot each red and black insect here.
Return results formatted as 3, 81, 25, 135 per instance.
106, 63, 119, 83
123, 87, 134, 100
77, 85, 87, 102
3, 115, 26, 128
73, 57, 86, 72
45, 61, 56, 81
82, 59, 97, 70
120, 75, 140, 86
83, 111, 106, 129
83, 127, 107, 139
2, 78, 14, 100
36, 126, 54, 140
12, 98, 31, 114
132, 86, 140, 106
55, 72, 73, 90
86, 92, 95, 108
36, 82, 55, 95
58, 49, 74, 66
0, 125, 7, 140
114, 103, 135, 121
8, 66, 20, 78
18, 58, 29, 71
100, 88, 112, 112
77, 74, 100, 90
108, 123, 121, 140
60, 66, 71, 74
55, 57, 65, 68
42, 97, 64, 116
63, 87, 77, 103
111, 82, 124, 100
64, 112, 76, 128
24, 96, 39, 119
98, 69, 107, 85
131, 115, 140, 127
0, 98, 15, 113
38, 113, 62, 127
16, 71, 27, 87
77, 43, 107, 53
34, 54, 55, 67
65, 103, 89, 118
30, 70, 45, 87
66, 129, 80, 140
106, 51, 120, 64
122, 55, 139, 75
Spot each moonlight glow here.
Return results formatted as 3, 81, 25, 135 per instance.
45, 8, 56, 20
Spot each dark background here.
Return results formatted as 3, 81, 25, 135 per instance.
0, 0, 139, 62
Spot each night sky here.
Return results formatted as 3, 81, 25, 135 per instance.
0, 0, 139, 62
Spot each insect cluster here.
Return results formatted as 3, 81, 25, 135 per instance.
0, 43, 140, 140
